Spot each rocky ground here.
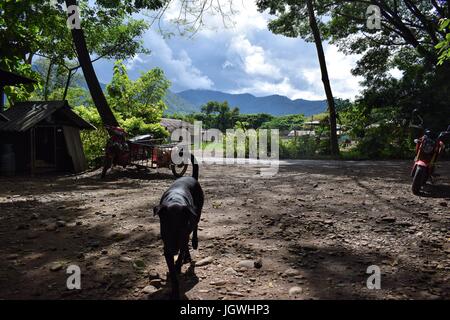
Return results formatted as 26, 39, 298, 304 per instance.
0, 160, 449, 300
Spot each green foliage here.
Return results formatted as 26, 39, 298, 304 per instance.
164, 91, 198, 115
0, 0, 162, 105
355, 124, 412, 159
197, 101, 240, 132
237, 113, 274, 129
1, 60, 39, 107
436, 19, 450, 65
280, 137, 318, 159
80, 128, 110, 168
260, 114, 305, 131
339, 102, 414, 159
171, 110, 275, 132
73, 105, 108, 166
257, 0, 450, 159
71, 62, 170, 167
107, 61, 170, 126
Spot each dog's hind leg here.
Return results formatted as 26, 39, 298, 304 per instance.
192, 227, 198, 250
175, 250, 185, 274
182, 243, 192, 264
165, 254, 180, 299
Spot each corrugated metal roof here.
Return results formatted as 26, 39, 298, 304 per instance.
0, 101, 95, 132
0, 113, 9, 121
0, 69, 37, 87
160, 118, 194, 133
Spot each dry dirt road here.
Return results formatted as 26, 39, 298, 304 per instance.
0, 160, 449, 300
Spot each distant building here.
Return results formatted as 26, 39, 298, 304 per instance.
288, 130, 316, 137
160, 118, 195, 142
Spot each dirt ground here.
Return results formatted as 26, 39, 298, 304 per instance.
0, 160, 449, 300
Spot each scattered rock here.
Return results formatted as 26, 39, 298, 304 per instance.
237, 260, 255, 269
120, 256, 132, 262
254, 258, 263, 269
196, 256, 214, 267
439, 202, 448, 207
224, 267, 238, 276
149, 279, 163, 288
133, 260, 146, 270
282, 268, 300, 277
56, 220, 66, 228
142, 285, 158, 294
6, 254, 19, 260
45, 224, 57, 232
212, 201, 223, 209
381, 217, 396, 223
198, 289, 210, 293
148, 270, 160, 280
227, 291, 245, 297
289, 286, 303, 296
210, 280, 227, 286
50, 262, 64, 272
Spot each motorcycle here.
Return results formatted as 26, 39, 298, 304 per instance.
410, 110, 450, 195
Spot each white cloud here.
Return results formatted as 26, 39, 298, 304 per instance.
126, 29, 214, 90
222, 60, 234, 69
228, 35, 282, 79
231, 77, 325, 101
97, 1, 364, 101
301, 45, 363, 100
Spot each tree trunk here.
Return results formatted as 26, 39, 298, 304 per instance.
65, 0, 118, 127
44, 60, 53, 101
306, 0, 339, 156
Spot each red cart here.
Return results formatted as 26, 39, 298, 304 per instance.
101, 126, 189, 178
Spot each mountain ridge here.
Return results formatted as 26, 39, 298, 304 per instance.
173, 89, 327, 116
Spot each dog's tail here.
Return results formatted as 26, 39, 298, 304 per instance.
191, 153, 199, 180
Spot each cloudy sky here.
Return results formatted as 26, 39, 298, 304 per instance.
94, 1, 362, 101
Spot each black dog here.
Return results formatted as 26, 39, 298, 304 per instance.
153, 155, 204, 299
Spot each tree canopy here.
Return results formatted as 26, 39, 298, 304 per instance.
257, 0, 450, 131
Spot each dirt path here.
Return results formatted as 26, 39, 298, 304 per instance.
0, 161, 449, 300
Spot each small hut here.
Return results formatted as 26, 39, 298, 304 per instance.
0, 100, 95, 174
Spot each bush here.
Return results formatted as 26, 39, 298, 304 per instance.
80, 128, 109, 168
355, 124, 413, 159
74, 106, 169, 168
280, 136, 319, 159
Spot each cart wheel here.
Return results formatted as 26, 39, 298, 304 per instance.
171, 163, 188, 178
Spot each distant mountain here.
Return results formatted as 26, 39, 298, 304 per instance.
175, 89, 327, 116
163, 90, 197, 115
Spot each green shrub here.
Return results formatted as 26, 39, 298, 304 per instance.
71, 62, 171, 168
80, 128, 109, 168
355, 124, 413, 159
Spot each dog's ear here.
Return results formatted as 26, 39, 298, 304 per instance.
184, 206, 198, 226
153, 205, 165, 217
